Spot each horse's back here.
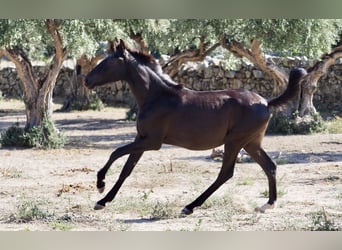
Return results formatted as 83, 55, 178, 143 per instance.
161, 88, 270, 150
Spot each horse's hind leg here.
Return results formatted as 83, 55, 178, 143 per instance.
244, 143, 277, 213
182, 142, 242, 215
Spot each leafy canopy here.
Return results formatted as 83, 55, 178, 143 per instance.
150, 19, 342, 59
0, 19, 124, 60
1, 19, 341, 61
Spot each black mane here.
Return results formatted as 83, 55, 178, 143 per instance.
126, 48, 183, 90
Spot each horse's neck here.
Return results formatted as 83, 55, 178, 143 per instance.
127, 62, 178, 108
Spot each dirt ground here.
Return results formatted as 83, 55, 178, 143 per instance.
0, 99, 341, 231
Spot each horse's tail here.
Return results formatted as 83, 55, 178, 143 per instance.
268, 67, 307, 108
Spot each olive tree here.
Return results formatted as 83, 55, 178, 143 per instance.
0, 19, 118, 147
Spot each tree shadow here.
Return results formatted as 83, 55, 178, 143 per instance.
116, 215, 176, 225
275, 151, 342, 164
54, 117, 137, 150
176, 150, 342, 164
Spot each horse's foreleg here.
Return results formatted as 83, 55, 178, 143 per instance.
96, 142, 139, 192
244, 144, 277, 213
94, 152, 143, 210
95, 135, 162, 210
182, 143, 241, 215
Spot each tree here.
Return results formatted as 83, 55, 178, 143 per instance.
0, 19, 118, 147
0, 19, 125, 127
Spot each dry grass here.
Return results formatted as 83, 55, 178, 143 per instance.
0, 99, 341, 231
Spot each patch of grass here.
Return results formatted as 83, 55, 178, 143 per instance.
260, 189, 287, 198
0, 167, 23, 178
15, 200, 50, 223
325, 116, 342, 134
275, 157, 291, 165
309, 208, 339, 231
324, 175, 340, 182
148, 201, 178, 220
203, 192, 246, 215
50, 221, 74, 231
238, 176, 254, 186
110, 196, 179, 220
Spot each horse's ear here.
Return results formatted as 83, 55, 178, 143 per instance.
117, 39, 129, 59
119, 39, 126, 49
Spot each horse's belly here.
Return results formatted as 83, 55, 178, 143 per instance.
163, 126, 227, 150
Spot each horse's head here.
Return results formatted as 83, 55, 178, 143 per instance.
85, 39, 129, 89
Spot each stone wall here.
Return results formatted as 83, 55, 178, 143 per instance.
0, 57, 341, 112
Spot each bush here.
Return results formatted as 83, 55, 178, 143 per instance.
267, 111, 327, 135
61, 93, 104, 112
16, 200, 49, 223
126, 98, 138, 121
0, 119, 65, 149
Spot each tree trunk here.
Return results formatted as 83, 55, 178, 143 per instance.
299, 45, 342, 116
0, 19, 67, 130
221, 36, 342, 118
62, 54, 103, 111
220, 36, 302, 116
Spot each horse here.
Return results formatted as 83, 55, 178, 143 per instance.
85, 39, 306, 215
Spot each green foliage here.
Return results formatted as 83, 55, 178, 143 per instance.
2, 19, 341, 63
309, 208, 339, 231
125, 97, 138, 121
140, 19, 342, 60
15, 200, 49, 223
326, 116, 342, 134
267, 112, 327, 135
0, 119, 65, 149
0, 19, 133, 60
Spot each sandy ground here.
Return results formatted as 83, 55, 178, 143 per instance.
0, 100, 341, 231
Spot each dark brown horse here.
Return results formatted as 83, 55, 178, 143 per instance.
85, 40, 306, 215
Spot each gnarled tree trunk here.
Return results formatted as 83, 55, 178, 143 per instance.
220, 36, 300, 117
0, 19, 67, 129
300, 45, 342, 116
62, 54, 103, 111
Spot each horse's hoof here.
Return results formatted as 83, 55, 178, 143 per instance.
255, 203, 275, 213
97, 186, 105, 194
181, 207, 193, 216
94, 202, 106, 210
97, 181, 105, 193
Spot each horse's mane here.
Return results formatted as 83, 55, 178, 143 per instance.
126, 48, 156, 65
126, 48, 183, 90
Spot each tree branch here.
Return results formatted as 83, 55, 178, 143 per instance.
163, 38, 220, 78
0, 47, 39, 98
46, 19, 65, 59
129, 29, 149, 53
220, 35, 288, 95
